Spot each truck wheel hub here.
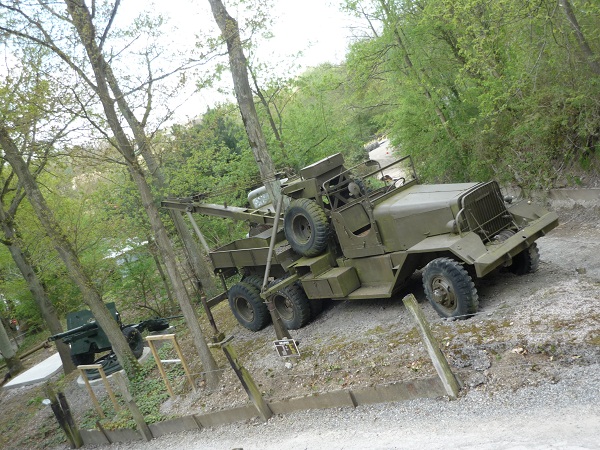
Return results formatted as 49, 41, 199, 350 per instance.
432, 278, 456, 309
292, 216, 311, 244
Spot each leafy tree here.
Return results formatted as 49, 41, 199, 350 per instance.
342, 0, 600, 187
0, 0, 220, 384
207, 0, 282, 205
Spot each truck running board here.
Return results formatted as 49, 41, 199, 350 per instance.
344, 283, 394, 300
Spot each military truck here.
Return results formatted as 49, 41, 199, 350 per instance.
163, 154, 558, 331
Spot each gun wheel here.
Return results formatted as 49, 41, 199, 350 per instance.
423, 257, 478, 319
284, 198, 329, 257
122, 326, 144, 358
228, 282, 270, 331
71, 351, 94, 367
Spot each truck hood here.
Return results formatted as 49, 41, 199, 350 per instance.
373, 183, 479, 219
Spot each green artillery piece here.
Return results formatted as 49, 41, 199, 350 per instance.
49, 302, 174, 377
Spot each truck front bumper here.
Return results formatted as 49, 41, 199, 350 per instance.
474, 211, 559, 277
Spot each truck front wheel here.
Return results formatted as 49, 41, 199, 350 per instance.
422, 258, 479, 319
228, 282, 271, 331
509, 243, 540, 275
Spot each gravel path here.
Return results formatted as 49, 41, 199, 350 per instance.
104, 363, 600, 450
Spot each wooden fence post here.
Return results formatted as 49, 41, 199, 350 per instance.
145, 334, 196, 398
402, 294, 460, 398
112, 372, 153, 442
210, 336, 273, 422
77, 364, 121, 413
44, 384, 83, 448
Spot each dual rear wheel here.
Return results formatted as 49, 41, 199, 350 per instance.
228, 278, 319, 331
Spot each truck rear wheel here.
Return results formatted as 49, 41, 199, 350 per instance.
284, 198, 329, 257
242, 274, 265, 292
509, 243, 540, 275
422, 258, 478, 319
271, 282, 311, 330
228, 282, 270, 331
122, 326, 144, 358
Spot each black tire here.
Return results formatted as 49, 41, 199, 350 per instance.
122, 326, 144, 359
242, 274, 265, 292
284, 198, 330, 257
509, 243, 540, 275
228, 282, 270, 331
422, 258, 479, 319
271, 282, 311, 330
71, 350, 94, 367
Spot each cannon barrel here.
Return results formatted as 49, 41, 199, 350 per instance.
48, 321, 98, 343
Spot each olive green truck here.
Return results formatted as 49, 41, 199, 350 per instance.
162, 153, 558, 331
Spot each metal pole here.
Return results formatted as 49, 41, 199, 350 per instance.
261, 194, 284, 291
186, 211, 211, 253
260, 195, 292, 340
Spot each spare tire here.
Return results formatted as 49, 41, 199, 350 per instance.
284, 198, 329, 257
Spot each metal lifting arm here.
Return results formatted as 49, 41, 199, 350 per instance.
161, 198, 284, 226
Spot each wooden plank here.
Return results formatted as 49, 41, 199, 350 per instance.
402, 294, 460, 398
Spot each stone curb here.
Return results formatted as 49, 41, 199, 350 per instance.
80, 376, 446, 445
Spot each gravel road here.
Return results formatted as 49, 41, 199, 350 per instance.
105, 363, 600, 450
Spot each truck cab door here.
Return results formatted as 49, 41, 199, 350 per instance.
331, 200, 386, 259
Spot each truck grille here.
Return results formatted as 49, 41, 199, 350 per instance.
460, 181, 512, 242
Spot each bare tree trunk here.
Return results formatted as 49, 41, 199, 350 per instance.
101, 66, 216, 294
0, 126, 140, 378
559, 0, 600, 76
64, 0, 220, 389
207, 0, 281, 204
0, 319, 23, 376
0, 209, 75, 374
249, 66, 288, 160
147, 238, 177, 313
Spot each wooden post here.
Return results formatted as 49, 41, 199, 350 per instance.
44, 384, 82, 448
145, 337, 174, 397
57, 392, 83, 448
402, 294, 460, 398
77, 367, 104, 418
210, 336, 273, 422
145, 334, 195, 397
78, 364, 121, 412
112, 372, 153, 442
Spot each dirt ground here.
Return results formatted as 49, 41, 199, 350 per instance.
1, 201, 599, 449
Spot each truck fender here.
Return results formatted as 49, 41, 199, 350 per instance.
407, 232, 487, 266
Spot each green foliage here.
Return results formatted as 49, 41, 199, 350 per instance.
79, 352, 182, 430
263, 64, 379, 170
342, 0, 600, 187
